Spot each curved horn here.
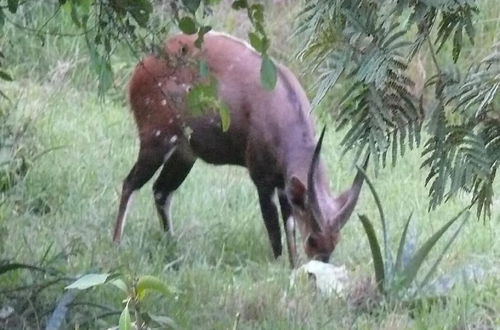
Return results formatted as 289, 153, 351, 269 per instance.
307, 126, 327, 231
331, 154, 370, 232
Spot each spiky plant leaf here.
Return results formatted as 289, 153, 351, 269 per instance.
418, 210, 469, 293
398, 207, 469, 290
358, 214, 385, 294
395, 212, 413, 273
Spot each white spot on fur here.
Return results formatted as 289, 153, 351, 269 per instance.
169, 119, 174, 124
161, 99, 167, 106
170, 135, 178, 144
157, 82, 162, 87
155, 130, 161, 137
145, 97, 151, 105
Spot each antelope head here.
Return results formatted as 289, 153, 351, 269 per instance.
286, 128, 368, 262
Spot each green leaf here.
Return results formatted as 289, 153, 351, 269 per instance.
260, 55, 277, 91
356, 165, 391, 267
195, 25, 212, 48
136, 275, 174, 301
0, 262, 48, 275
186, 82, 216, 114
199, 60, 209, 77
182, 0, 201, 14
0, 8, 5, 29
418, 210, 469, 291
219, 103, 231, 132
65, 273, 110, 290
7, 0, 19, 14
0, 70, 13, 81
248, 4, 264, 23
70, 3, 81, 28
395, 212, 413, 272
248, 32, 263, 52
358, 214, 385, 294
399, 207, 469, 289
232, 0, 248, 10
119, 304, 131, 330
178, 17, 197, 35
127, 0, 153, 28
452, 28, 463, 63
98, 62, 113, 98
110, 278, 129, 294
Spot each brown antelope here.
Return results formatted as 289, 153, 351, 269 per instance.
113, 32, 366, 266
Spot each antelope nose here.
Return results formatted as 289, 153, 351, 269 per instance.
315, 254, 330, 263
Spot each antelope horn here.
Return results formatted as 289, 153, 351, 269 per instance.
331, 153, 370, 232
307, 126, 327, 231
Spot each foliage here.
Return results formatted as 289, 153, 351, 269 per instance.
186, 77, 231, 131
0, 101, 33, 195
64, 272, 177, 330
0, 260, 176, 329
296, 0, 499, 217
0, 259, 75, 329
0, 0, 277, 95
357, 167, 471, 301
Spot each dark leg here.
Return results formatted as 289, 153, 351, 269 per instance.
153, 151, 195, 234
113, 147, 166, 243
256, 186, 282, 258
278, 190, 296, 268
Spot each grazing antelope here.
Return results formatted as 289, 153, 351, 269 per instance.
113, 32, 366, 266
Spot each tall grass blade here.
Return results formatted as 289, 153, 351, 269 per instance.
395, 212, 413, 272
399, 207, 470, 289
0, 262, 50, 275
359, 214, 385, 293
418, 210, 469, 293
356, 166, 393, 273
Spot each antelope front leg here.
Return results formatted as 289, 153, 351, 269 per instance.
256, 186, 282, 259
279, 191, 296, 268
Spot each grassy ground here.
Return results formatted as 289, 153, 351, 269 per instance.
1, 1, 500, 329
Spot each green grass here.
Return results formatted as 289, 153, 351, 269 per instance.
1, 78, 499, 329
1, 1, 500, 329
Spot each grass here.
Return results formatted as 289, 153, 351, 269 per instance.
1, 78, 499, 329
1, 1, 500, 329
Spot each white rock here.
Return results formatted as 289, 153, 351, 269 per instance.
291, 261, 348, 296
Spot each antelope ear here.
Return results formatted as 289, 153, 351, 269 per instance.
287, 176, 306, 209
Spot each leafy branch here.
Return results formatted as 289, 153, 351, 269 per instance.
297, 0, 499, 216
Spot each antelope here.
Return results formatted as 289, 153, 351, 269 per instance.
112, 32, 367, 266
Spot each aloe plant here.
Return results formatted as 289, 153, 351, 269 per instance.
357, 167, 470, 301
